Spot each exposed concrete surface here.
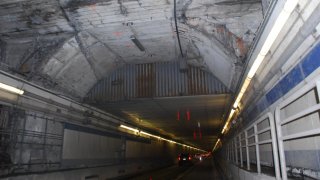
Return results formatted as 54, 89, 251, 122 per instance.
0, 0, 263, 97
0, 1, 264, 154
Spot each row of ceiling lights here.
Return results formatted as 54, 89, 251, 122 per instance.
120, 124, 207, 152
215, 0, 299, 151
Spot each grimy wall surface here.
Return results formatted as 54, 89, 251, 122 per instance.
218, 0, 320, 179
0, 105, 194, 179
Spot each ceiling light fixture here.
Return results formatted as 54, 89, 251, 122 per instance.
130, 35, 145, 52
0, 82, 24, 95
221, 0, 298, 135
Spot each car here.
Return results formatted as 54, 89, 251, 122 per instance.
178, 153, 193, 166
194, 153, 203, 161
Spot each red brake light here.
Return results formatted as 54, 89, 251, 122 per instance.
188, 156, 191, 160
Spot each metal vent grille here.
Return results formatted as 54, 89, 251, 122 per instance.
85, 61, 229, 102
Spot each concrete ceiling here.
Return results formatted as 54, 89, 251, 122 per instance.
0, 0, 264, 150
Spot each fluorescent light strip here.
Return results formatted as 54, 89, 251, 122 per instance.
120, 124, 206, 152
140, 131, 161, 139
222, 0, 298, 135
120, 125, 139, 133
0, 82, 24, 95
221, 109, 236, 134
213, 138, 221, 151
247, 54, 265, 79
232, 77, 252, 109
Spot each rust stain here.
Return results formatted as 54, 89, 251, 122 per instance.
236, 37, 247, 57
113, 31, 123, 37
214, 24, 249, 59
136, 64, 155, 98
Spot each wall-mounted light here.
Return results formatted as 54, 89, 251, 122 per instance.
120, 124, 139, 133
0, 82, 24, 95
221, 109, 236, 134
213, 138, 221, 152
140, 131, 161, 139
130, 35, 145, 52
232, 77, 251, 109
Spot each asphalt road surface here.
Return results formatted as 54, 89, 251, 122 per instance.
124, 157, 224, 180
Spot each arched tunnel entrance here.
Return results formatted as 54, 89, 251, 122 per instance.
1, 0, 320, 179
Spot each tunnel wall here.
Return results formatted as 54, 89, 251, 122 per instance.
0, 104, 195, 179
62, 126, 124, 167
219, 0, 320, 179
218, 1, 320, 179
0, 64, 201, 179
220, 57, 320, 180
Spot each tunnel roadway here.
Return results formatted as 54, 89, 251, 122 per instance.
114, 157, 224, 180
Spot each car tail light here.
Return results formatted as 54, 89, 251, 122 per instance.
188, 156, 191, 160
178, 157, 180, 161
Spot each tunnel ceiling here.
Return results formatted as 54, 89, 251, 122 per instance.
0, 0, 264, 150
96, 95, 230, 150
85, 62, 231, 150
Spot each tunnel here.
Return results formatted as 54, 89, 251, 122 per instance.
0, 0, 320, 179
